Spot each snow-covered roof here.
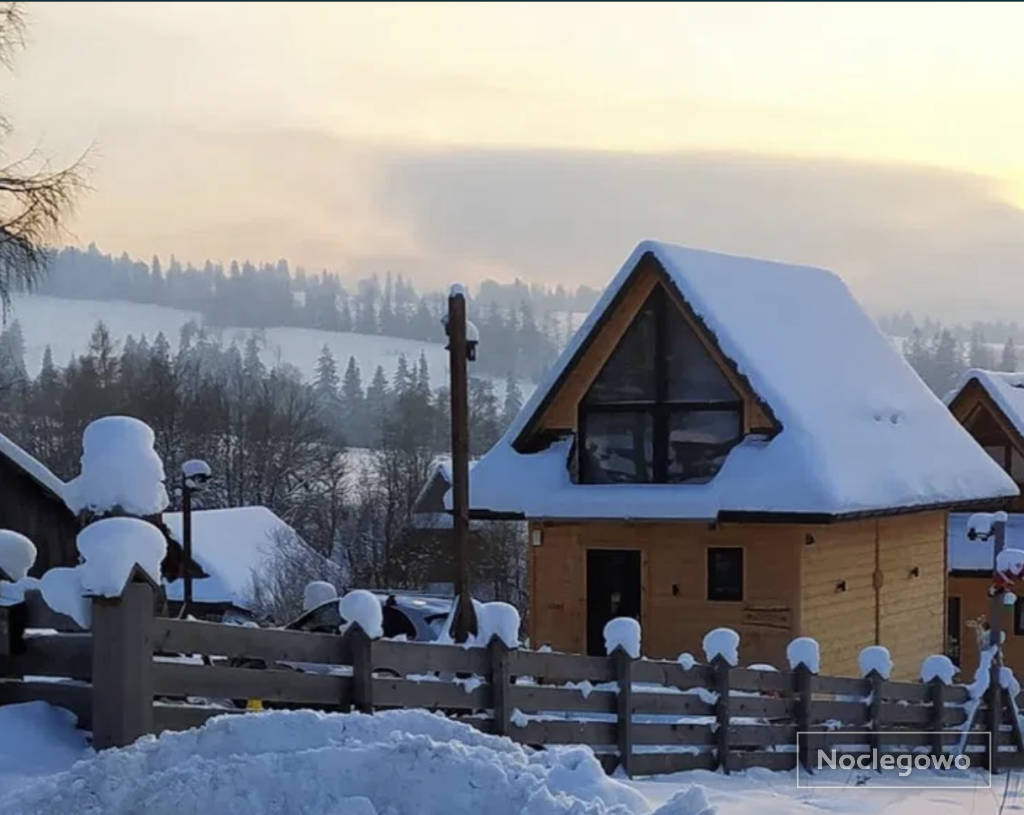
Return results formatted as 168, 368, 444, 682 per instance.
948, 512, 1024, 572
411, 456, 479, 526
0, 429, 68, 505
945, 369, 1024, 444
162, 506, 322, 609
458, 240, 1018, 520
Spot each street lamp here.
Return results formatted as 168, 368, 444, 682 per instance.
179, 459, 212, 618
442, 284, 479, 643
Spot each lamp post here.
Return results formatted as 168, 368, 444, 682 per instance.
443, 284, 479, 644
179, 459, 212, 618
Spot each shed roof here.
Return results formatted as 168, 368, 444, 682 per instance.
458, 240, 1018, 521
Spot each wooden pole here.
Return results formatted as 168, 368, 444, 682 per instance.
447, 287, 478, 643
182, 478, 193, 617
987, 516, 1006, 772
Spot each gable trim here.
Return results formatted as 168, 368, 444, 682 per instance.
512, 252, 780, 453
951, 377, 1024, 456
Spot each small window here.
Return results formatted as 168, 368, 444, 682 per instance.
707, 547, 744, 602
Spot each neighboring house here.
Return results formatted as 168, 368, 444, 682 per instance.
161, 505, 337, 621
945, 369, 1024, 673
0, 430, 78, 575
452, 240, 1017, 679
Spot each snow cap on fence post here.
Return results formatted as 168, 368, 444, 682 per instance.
920, 654, 956, 685
479, 602, 521, 649
858, 645, 893, 680
603, 617, 641, 659
303, 580, 337, 612
0, 530, 36, 584
786, 637, 820, 674
702, 627, 740, 667
1000, 665, 1021, 699
340, 589, 383, 639
76, 516, 166, 599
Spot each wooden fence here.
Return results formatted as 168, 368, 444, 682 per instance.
2, 578, 1023, 778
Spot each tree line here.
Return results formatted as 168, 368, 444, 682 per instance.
900, 325, 1018, 396
0, 317, 528, 616
29, 244, 600, 383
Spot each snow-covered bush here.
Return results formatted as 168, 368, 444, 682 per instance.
77, 516, 167, 597
65, 416, 169, 518
477, 602, 521, 649
603, 617, 641, 658
786, 637, 820, 673
858, 645, 892, 680
340, 590, 383, 639
303, 581, 337, 612
702, 628, 739, 666
920, 654, 956, 685
0, 530, 36, 582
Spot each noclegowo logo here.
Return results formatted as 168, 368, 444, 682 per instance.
796, 732, 992, 789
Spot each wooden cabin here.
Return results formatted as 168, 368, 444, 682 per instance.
0, 431, 78, 575
945, 369, 1024, 674
452, 240, 1018, 679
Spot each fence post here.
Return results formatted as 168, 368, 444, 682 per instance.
928, 677, 946, 757
865, 669, 884, 763
91, 578, 155, 750
488, 636, 513, 738
986, 665, 1002, 774
711, 654, 731, 775
348, 624, 374, 714
793, 662, 816, 773
613, 645, 635, 778
0, 598, 27, 659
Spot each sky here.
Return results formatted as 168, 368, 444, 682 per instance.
7, 1, 1024, 320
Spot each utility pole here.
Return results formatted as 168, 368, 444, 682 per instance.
181, 472, 193, 617
446, 285, 478, 643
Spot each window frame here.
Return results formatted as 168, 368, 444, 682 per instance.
578, 285, 743, 484
706, 546, 745, 603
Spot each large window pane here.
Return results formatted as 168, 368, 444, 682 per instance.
580, 410, 654, 483
666, 409, 742, 483
584, 294, 657, 403
665, 311, 737, 402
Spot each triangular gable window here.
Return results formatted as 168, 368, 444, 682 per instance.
579, 286, 742, 484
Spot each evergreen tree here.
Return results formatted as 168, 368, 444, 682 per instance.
366, 364, 390, 435
1001, 337, 1019, 373
392, 353, 412, 394
313, 345, 340, 399
415, 351, 431, 395
968, 326, 996, 370
931, 329, 964, 393
500, 375, 524, 430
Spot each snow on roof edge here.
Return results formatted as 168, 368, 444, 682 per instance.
945, 368, 1024, 443
0, 429, 69, 507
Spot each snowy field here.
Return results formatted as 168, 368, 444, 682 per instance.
6, 294, 536, 400
0, 702, 1013, 815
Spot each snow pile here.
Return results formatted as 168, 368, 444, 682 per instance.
77, 516, 167, 597
702, 628, 739, 666
968, 511, 1009, 539
477, 601, 521, 648
0, 575, 40, 607
302, 580, 337, 612
340, 590, 384, 639
434, 597, 488, 646
182, 459, 212, 481
604, 617, 641, 658
0, 703, 91, 798
967, 646, 997, 699
1000, 666, 1021, 699
0, 708, 699, 815
858, 646, 892, 679
920, 654, 956, 685
1006, 592, 1019, 607
65, 416, 169, 517
677, 653, 696, 671
0, 530, 36, 582
997, 548, 1024, 574
785, 637, 820, 673
40, 567, 90, 629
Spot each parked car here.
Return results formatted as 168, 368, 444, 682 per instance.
284, 591, 453, 642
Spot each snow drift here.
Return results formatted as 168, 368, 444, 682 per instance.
0, 709, 710, 815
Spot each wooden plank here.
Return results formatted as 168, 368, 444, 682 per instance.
814, 675, 869, 697
154, 618, 344, 665
632, 691, 714, 718
730, 668, 791, 695
727, 750, 797, 772
728, 695, 794, 719
153, 661, 351, 705
631, 660, 713, 690
22, 590, 84, 632
729, 724, 798, 748
512, 684, 617, 715
811, 699, 869, 725
373, 639, 489, 676
877, 703, 968, 727
632, 722, 715, 746
489, 640, 512, 738
881, 681, 932, 703
512, 720, 617, 746
629, 752, 716, 776
0, 679, 92, 729
0, 634, 92, 681
373, 677, 490, 712
508, 650, 616, 684
152, 703, 242, 734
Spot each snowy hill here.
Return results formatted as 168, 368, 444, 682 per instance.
7, 294, 537, 401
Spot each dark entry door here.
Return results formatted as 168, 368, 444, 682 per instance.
947, 596, 961, 666
586, 549, 642, 657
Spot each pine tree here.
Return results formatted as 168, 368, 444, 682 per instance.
341, 356, 364, 404
1001, 337, 1019, 373
392, 353, 412, 394
931, 329, 964, 394
366, 365, 390, 417
968, 326, 996, 370
314, 345, 339, 399
500, 375, 524, 430
415, 351, 431, 395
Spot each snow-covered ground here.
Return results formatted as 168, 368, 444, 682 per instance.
0, 701, 1013, 814
7, 294, 535, 401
